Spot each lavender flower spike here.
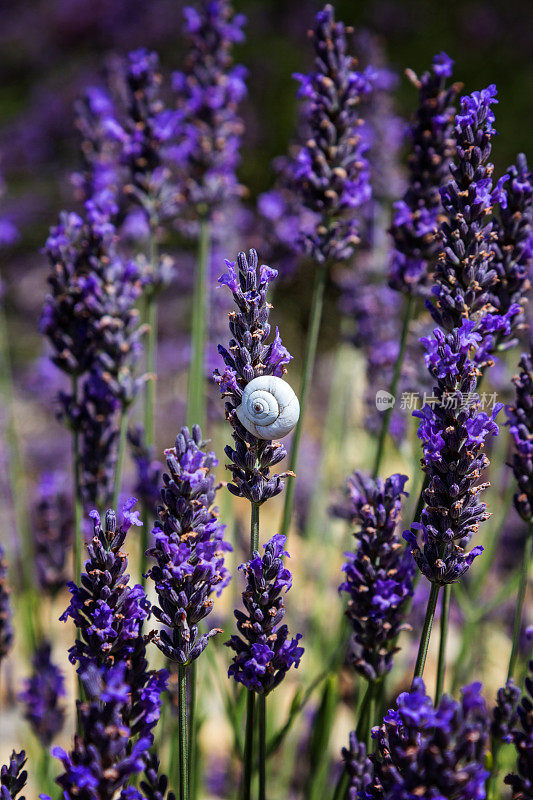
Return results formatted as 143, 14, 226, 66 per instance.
52, 663, 151, 800
332, 472, 414, 681
214, 249, 294, 504
226, 534, 304, 693
19, 641, 65, 746
430, 85, 501, 332
147, 425, 231, 665
290, 4, 373, 263
367, 679, 490, 799
505, 658, 533, 798
389, 53, 458, 294
404, 322, 501, 583
173, 0, 247, 217
0, 545, 13, 664
32, 471, 72, 597
491, 679, 521, 745
507, 348, 533, 523
0, 751, 28, 800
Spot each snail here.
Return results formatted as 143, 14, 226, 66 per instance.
236, 376, 300, 440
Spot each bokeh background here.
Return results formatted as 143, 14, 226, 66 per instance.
1, 0, 532, 796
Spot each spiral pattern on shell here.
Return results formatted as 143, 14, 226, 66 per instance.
236, 376, 300, 440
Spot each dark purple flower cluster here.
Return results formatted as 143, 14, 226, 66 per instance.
332, 472, 415, 681
19, 641, 65, 746
341, 732, 372, 799
173, 0, 247, 217
507, 350, 533, 522
214, 248, 294, 504
367, 679, 489, 799
289, 4, 373, 263
404, 322, 501, 584
0, 162, 18, 247
138, 754, 176, 800
128, 425, 162, 516
488, 154, 533, 353
60, 498, 146, 669
41, 207, 144, 506
52, 663, 151, 800
429, 86, 517, 346
226, 534, 304, 693
492, 679, 521, 745
389, 53, 458, 294
0, 751, 27, 800
147, 425, 231, 665
107, 49, 180, 237
32, 472, 72, 597
72, 86, 120, 217
505, 658, 533, 799
0, 545, 13, 664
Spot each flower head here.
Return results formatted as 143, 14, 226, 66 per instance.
214, 249, 294, 504
367, 679, 489, 799
147, 425, 231, 665
0, 751, 27, 800
332, 472, 414, 680
226, 535, 304, 693
19, 641, 65, 746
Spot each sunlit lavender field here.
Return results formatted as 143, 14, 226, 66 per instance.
0, 1, 532, 798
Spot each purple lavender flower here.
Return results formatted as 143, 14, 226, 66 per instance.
52, 663, 151, 800
172, 0, 247, 220
492, 679, 521, 744
41, 206, 144, 506
226, 534, 304, 693
0, 164, 18, 247
507, 349, 533, 522
60, 498, 146, 669
0, 545, 13, 664
505, 658, 533, 799
32, 472, 72, 597
138, 755, 176, 800
404, 323, 501, 584
389, 53, 458, 294
147, 425, 231, 665
488, 154, 533, 353
429, 86, 503, 334
0, 751, 27, 800
107, 49, 180, 240
331, 472, 415, 681
289, 4, 373, 263
341, 732, 373, 799
214, 249, 294, 504
19, 641, 65, 746
367, 679, 490, 799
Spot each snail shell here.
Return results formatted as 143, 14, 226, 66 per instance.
236, 376, 300, 440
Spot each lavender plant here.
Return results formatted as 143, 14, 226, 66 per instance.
19, 642, 65, 746
0, 751, 27, 800
173, 0, 247, 431
0, 545, 13, 665
147, 425, 230, 800
280, 3, 373, 535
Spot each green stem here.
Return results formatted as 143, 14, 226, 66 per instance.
413, 583, 440, 681
187, 217, 210, 432
112, 407, 129, 510
372, 293, 414, 478
486, 738, 502, 800
331, 768, 350, 800
188, 660, 198, 800
280, 262, 328, 537
242, 501, 261, 800
258, 694, 266, 800
178, 665, 189, 800
355, 681, 375, 750
435, 584, 451, 703
507, 522, 532, 680
242, 691, 256, 800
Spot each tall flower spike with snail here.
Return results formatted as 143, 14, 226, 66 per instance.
214, 248, 299, 505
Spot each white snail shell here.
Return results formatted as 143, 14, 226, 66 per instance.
236, 376, 300, 440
